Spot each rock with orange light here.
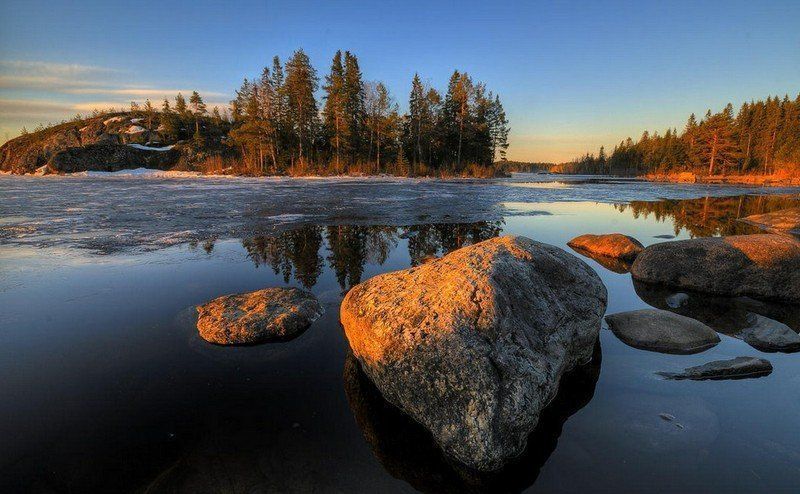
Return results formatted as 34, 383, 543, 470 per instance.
567, 233, 644, 262
197, 287, 322, 345
340, 235, 607, 471
631, 234, 800, 303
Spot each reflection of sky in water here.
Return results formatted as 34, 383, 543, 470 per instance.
1, 185, 800, 492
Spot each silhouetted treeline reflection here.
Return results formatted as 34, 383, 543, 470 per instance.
615, 194, 800, 238
240, 221, 504, 291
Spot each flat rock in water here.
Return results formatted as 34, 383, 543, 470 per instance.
739, 207, 800, 235
567, 233, 644, 261
741, 314, 800, 353
630, 234, 800, 303
340, 236, 607, 471
196, 287, 322, 345
605, 309, 720, 354
658, 357, 773, 380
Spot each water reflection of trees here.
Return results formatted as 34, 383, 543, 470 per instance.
614, 194, 800, 238
242, 221, 504, 291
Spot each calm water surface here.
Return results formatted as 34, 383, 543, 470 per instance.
1, 174, 799, 493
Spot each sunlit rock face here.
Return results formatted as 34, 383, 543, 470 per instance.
340, 236, 607, 471
740, 207, 800, 235
567, 233, 644, 262
631, 234, 800, 304
196, 287, 322, 345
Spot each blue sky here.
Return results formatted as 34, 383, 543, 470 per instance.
1, 0, 798, 161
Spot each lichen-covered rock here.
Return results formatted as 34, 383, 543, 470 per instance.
630, 234, 800, 303
568, 233, 644, 261
741, 314, 800, 353
340, 235, 607, 471
739, 208, 800, 235
47, 144, 180, 173
196, 287, 322, 345
605, 309, 720, 354
658, 357, 773, 381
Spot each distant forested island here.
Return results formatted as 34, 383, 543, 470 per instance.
563, 94, 800, 183
0, 49, 510, 177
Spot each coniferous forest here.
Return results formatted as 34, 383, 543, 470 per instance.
563, 94, 800, 178
225, 49, 510, 176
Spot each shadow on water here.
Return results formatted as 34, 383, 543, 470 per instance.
343, 342, 602, 494
633, 280, 800, 335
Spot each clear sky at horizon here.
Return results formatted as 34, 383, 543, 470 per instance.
1, 0, 798, 161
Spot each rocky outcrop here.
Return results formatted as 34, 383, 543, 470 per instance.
0, 111, 229, 174
567, 233, 644, 262
740, 314, 800, 353
739, 208, 800, 235
196, 287, 322, 345
630, 234, 800, 303
605, 309, 720, 354
658, 357, 773, 381
47, 144, 180, 173
340, 236, 607, 471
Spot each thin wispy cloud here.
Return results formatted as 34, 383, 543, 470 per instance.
0, 59, 230, 139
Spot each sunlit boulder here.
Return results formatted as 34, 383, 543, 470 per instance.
340, 235, 607, 471
196, 287, 322, 345
568, 233, 644, 262
631, 234, 800, 304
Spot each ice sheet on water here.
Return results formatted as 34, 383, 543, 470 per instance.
1, 173, 798, 254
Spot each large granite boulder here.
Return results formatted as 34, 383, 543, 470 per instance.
605, 309, 720, 354
48, 144, 180, 173
630, 234, 800, 303
340, 236, 607, 471
739, 208, 800, 235
568, 233, 644, 262
196, 287, 322, 345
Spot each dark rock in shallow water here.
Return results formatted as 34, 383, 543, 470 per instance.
342, 341, 602, 494
631, 234, 800, 303
340, 236, 607, 471
740, 314, 800, 353
567, 233, 644, 262
739, 207, 800, 235
605, 309, 720, 354
658, 357, 773, 381
196, 287, 322, 345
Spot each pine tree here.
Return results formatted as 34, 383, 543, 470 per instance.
323, 51, 347, 170
284, 49, 318, 166
143, 99, 155, 130
343, 51, 365, 164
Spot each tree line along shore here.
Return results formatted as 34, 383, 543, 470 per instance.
556, 93, 800, 184
3, 49, 510, 178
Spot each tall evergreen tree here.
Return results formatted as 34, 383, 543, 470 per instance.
284, 49, 318, 165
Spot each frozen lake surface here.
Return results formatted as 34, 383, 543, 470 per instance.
1, 173, 799, 493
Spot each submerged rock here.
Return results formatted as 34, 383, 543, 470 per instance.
340, 236, 607, 471
630, 234, 800, 303
741, 314, 800, 353
666, 292, 690, 308
567, 233, 644, 262
658, 357, 773, 381
196, 287, 322, 345
739, 207, 800, 235
605, 309, 720, 354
